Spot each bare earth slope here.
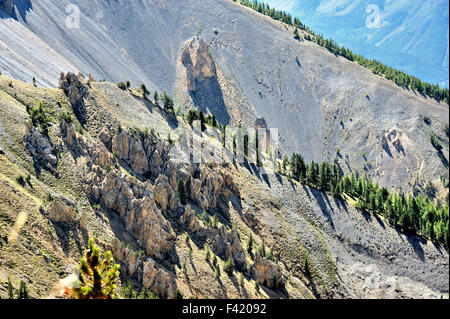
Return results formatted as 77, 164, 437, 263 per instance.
1, 75, 448, 299
0, 0, 448, 196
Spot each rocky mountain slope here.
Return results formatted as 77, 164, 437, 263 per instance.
264, 0, 449, 88
0, 0, 448, 299
0, 73, 448, 299
1, 0, 448, 198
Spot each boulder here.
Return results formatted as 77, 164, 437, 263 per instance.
180, 204, 201, 233
48, 198, 75, 223
99, 129, 112, 148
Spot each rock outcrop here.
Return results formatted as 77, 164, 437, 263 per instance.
24, 122, 58, 172
179, 37, 230, 124
180, 204, 202, 233
58, 72, 87, 123
48, 198, 75, 223
250, 253, 284, 289
142, 258, 176, 298
58, 72, 85, 106
181, 38, 217, 93
112, 238, 175, 298
86, 168, 176, 259
208, 225, 247, 271
153, 175, 177, 212
112, 238, 140, 276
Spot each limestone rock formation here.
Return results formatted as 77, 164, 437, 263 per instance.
48, 198, 75, 223
209, 225, 247, 271
153, 175, 177, 212
58, 72, 85, 106
86, 169, 176, 259
112, 238, 139, 276
180, 204, 201, 233
181, 38, 217, 93
58, 72, 87, 123
24, 122, 58, 171
142, 258, 175, 298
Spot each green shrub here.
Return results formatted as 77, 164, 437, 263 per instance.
430, 133, 442, 152
58, 112, 73, 124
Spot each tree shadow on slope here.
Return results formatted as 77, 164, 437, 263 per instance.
436, 150, 449, 168
405, 234, 426, 262
310, 187, 335, 229
50, 220, 89, 256
332, 196, 349, 214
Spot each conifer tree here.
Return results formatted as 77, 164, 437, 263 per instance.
140, 84, 149, 99
17, 281, 29, 299
71, 238, 120, 299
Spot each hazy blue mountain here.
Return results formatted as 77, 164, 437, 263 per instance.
265, 0, 449, 88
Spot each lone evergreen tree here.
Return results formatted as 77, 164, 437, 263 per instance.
247, 233, 254, 253
140, 84, 149, 99
71, 238, 120, 299
163, 92, 174, 114
293, 28, 300, 40
7, 277, 14, 299
153, 90, 159, 105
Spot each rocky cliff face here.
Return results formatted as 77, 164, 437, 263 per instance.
24, 122, 58, 174
1, 0, 447, 197
176, 37, 256, 127
0, 53, 447, 299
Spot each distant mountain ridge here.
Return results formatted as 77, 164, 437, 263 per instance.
265, 0, 449, 88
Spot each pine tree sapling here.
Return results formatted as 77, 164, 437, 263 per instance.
71, 238, 120, 299
7, 277, 14, 299
17, 281, 29, 299
247, 233, 253, 253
